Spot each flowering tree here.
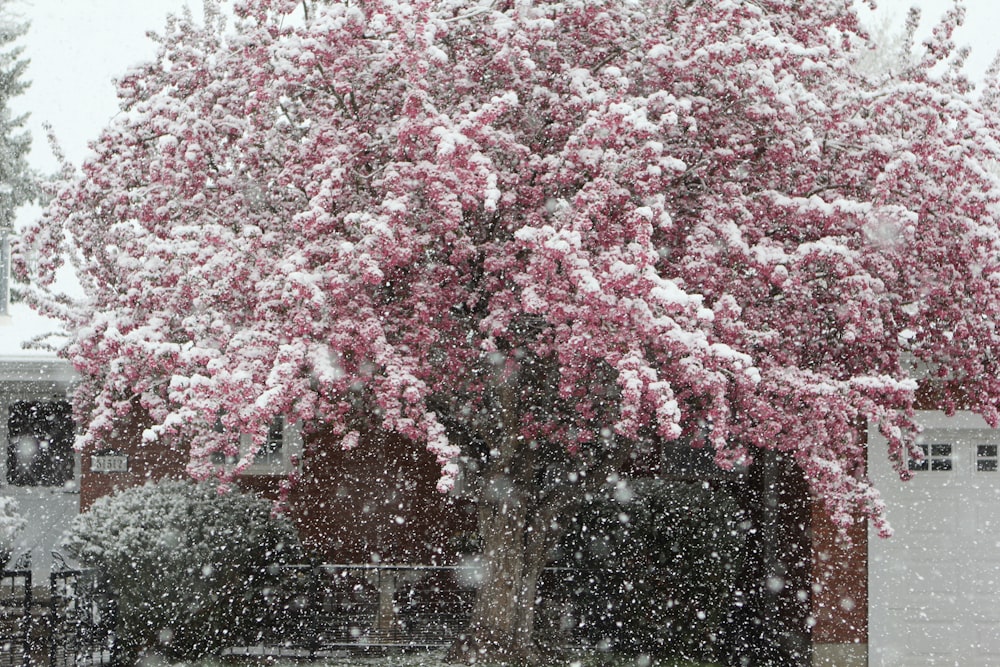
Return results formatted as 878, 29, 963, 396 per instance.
17, 0, 1000, 660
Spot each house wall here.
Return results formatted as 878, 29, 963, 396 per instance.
810, 504, 867, 667
804, 379, 985, 666
79, 412, 189, 511
278, 428, 475, 564
79, 415, 475, 566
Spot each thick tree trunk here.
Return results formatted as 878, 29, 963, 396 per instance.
446, 379, 583, 665
447, 473, 552, 665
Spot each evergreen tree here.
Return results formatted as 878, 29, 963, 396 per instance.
0, 6, 33, 230
0, 3, 35, 317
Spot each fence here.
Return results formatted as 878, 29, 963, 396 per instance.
38, 560, 482, 663
48, 554, 117, 667
223, 563, 478, 658
0, 553, 31, 667
30, 560, 591, 665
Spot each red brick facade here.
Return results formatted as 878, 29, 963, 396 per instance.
80, 414, 475, 565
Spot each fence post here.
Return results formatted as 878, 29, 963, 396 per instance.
21, 567, 31, 667
48, 555, 62, 667
308, 561, 320, 660
107, 575, 120, 667
47, 569, 54, 667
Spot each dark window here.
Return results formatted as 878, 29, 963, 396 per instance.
908, 443, 953, 472
7, 401, 75, 487
908, 444, 928, 471
257, 417, 285, 465
977, 444, 999, 472
930, 444, 953, 471
210, 416, 284, 467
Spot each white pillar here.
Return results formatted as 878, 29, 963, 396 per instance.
0, 228, 10, 322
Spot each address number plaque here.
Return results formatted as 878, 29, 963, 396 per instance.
90, 453, 129, 473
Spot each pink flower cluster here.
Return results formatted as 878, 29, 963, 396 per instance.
17, 0, 1000, 534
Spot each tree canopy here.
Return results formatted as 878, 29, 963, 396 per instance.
0, 3, 33, 232
0, 1, 36, 320
16, 0, 1000, 541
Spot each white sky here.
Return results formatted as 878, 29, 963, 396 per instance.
860, 0, 1000, 83
2, 0, 191, 355
14, 0, 194, 173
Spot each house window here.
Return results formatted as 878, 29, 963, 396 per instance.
7, 400, 75, 487
243, 417, 285, 467
211, 416, 301, 475
908, 443, 953, 472
977, 444, 999, 472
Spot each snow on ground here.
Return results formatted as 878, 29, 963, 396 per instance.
157, 652, 449, 667
171, 650, 717, 667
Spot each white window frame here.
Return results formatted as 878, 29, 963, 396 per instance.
213, 417, 303, 476
0, 359, 80, 491
901, 411, 1000, 478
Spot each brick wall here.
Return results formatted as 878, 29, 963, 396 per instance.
80, 413, 475, 565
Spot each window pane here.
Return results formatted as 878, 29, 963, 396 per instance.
931, 444, 952, 457
7, 401, 75, 487
908, 444, 929, 471
262, 417, 284, 457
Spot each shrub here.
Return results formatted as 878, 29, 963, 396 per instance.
62, 479, 302, 661
548, 479, 745, 664
0, 497, 25, 566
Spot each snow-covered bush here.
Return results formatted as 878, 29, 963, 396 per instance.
548, 480, 744, 663
0, 497, 26, 566
62, 479, 301, 661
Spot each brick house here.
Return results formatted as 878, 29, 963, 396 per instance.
79, 416, 475, 566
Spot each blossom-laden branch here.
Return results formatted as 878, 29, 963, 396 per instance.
15, 0, 1000, 536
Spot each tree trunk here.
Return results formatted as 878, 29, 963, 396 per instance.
448, 474, 550, 665
446, 377, 584, 665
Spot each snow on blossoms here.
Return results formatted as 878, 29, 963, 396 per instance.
15, 0, 1000, 543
